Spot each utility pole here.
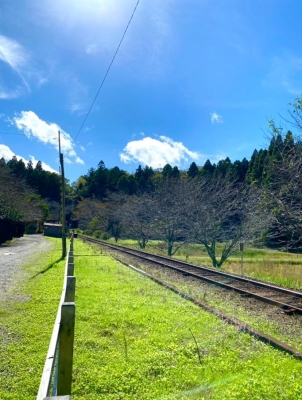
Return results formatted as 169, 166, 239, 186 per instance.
58, 131, 67, 258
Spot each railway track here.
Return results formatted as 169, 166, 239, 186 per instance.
77, 234, 302, 315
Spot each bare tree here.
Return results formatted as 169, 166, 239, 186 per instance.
0, 164, 45, 223
119, 193, 153, 249
187, 176, 264, 268
149, 178, 190, 256
73, 197, 105, 231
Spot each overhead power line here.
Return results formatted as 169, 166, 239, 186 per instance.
74, 0, 140, 142
0, 131, 26, 136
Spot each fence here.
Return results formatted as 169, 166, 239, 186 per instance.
36, 235, 76, 400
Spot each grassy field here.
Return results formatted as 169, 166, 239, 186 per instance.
73, 240, 302, 399
109, 239, 302, 290
0, 238, 65, 400
2, 237, 302, 399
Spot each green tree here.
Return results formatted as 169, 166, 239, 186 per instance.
187, 162, 199, 178
162, 164, 173, 179
201, 159, 215, 176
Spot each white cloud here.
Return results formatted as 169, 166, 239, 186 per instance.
0, 144, 57, 173
211, 112, 223, 124
65, 157, 72, 164
75, 156, 85, 165
79, 145, 86, 151
120, 135, 200, 168
10, 110, 84, 165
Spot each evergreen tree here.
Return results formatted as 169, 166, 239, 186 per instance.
202, 159, 215, 176
170, 166, 180, 179
214, 157, 231, 178
162, 164, 173, 179
187, 162, 199, 178
283, 131, 295, 155
246, 149, 258, 183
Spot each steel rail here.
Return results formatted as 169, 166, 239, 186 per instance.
78, 235, 302, 314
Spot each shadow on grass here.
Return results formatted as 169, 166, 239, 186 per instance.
0, 238, 18, 247
30, 256, 64, 279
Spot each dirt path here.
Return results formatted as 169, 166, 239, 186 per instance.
0, 235, 54, 301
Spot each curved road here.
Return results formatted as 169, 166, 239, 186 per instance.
0, 235, 53, 301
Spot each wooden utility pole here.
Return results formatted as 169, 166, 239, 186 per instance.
58, 131, 67, 258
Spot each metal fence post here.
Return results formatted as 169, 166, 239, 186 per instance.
57, 303, 75, 396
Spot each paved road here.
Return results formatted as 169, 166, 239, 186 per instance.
0, 235, 53, 301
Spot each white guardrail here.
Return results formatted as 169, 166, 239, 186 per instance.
36, 235, 76, 400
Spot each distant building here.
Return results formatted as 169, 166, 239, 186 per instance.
43, 223, 63, 238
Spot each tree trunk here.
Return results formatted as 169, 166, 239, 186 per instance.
138, 239, 146, 249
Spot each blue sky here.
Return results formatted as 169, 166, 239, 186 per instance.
1, 0, 302, 182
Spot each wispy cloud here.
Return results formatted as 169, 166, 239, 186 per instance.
86, 44, 98, 55
264, 53, 302, 95
211, 112, 223, 124
0, 144, 57, 173
65, 73, 89, 113
0, 35, 29, 84
120, 135, 199, 168
9, 110, 84, 165
0, 87, 24, 100
0, 35, 31, 98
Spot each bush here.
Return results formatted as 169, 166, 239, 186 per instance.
93, 230, 102, 239
101, 232, 111, 240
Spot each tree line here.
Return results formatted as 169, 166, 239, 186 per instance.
73, 95, 302, 266
2, 95, 302, 259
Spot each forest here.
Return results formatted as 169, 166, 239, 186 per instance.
2, 95, 302, 267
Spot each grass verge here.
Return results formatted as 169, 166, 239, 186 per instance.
0, 237, 65, 400
73, 240, 302, 399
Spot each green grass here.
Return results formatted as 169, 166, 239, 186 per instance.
2, 237, 302, 399
73, 240, 302, 399
0, 238, 65, 399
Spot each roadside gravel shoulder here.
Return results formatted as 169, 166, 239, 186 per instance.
0, 234, 54, 302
